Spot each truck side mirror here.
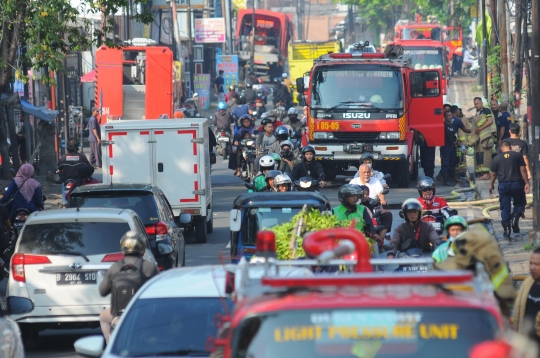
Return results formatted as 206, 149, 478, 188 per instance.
230, 209, 242, 232
296, 78, 305, 94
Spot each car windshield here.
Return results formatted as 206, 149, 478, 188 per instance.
231, 308, 499, 358
242, 207, 302, 246
402, 28, 442, 41
403, 47, 445, 74
19, 222, 131, 256
111, 297, 234, 357
311, 68, 403, 110
68, 192, 160, 224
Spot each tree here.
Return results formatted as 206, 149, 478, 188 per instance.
0, 0, 152, 178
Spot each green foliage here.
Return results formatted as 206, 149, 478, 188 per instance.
268, 209, 375, 260
0, 0, 153, 90
487, 45, 501, 100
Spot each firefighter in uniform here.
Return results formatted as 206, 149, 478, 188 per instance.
471, 97, 496, 178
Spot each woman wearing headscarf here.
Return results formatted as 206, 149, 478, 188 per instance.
0, 164, 44, 221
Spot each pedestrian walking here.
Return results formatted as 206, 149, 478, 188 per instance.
489, 141, 529, 238
504, 122, 531, 180
472, 97, 495, 179
513, 248, 540, 345
87, 107, 102, 168
214, 70, 225, 103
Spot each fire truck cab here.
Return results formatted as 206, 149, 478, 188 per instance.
210, 229, 505, 358
295, 47, 444, 188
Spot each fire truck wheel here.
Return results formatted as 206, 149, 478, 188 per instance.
195, 217, 208, 243
410, 146, 419, 181
395, 161, 411, 188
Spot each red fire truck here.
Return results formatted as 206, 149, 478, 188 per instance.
210, 229, 505, 358
296, 46, 444, 188
94, 42, 174, 121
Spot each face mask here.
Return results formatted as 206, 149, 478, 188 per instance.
366, 164, 372, 168
282, 149, 291, 157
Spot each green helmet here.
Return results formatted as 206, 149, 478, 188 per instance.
270, 153, 281, 163
444, 216, 468, 231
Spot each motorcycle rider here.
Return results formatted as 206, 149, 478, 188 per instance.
262, 169, 281, 192
273, 78, 291, 108
353, 153, 389, 188
278, 140, 299, 174
274, 173, 293, 192
230, 116, 255, 176
232, 96, 250, 120
244, 83, 257, 104
282, 73, 292, 93
332, 184, 377, 239
253, 155, 276, 192
283, 107, 304, 132
225, 85, 237, 102
213, 102, 233, 133
387, 199, 440, 258
268, 125, 290, 154
57, 138, 94, 205
99, 231, 159, 344
0, 163, 44, 222
416, 176, 453, 220
291, 146, 326, 188
432, 216, 468, 263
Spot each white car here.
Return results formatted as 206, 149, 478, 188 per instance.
7, 208, 157, 339
74, 265, 234, 358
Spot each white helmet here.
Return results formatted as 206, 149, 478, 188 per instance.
274, 174, 292, 189
280, 140, 293, 149
259, 155, 275, 169
282, 73, 288, 78
370, 95, 383, 104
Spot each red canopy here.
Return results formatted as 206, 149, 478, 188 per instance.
80, 69, 96, 83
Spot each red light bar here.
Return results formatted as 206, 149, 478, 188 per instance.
328, 53, 352, 59
261, 272, 474, 288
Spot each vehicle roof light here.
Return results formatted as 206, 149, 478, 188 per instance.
362, 53, 386, 59
256, 231, 276, 258
328, 53, 352, 59
261, 271, 474, 288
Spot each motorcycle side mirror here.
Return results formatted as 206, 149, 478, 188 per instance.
449, 209, 458, 216
179, 213, 192, 225
399, 211, 405, 219
383, 174, 392, 180
158, 243, 174, 255
381, 189, 389, 195
374, 225, 386, 233
373, 210, 381, 218
245, 182, 255, 190
295, 78, 305, 94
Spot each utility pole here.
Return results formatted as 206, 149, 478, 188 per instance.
498, 0, 509, 102
481, 0, 488, 99
514, 0, 523, 119
187, 0, 195, 96
249, 0, 255, 75
531, 0, 540, 243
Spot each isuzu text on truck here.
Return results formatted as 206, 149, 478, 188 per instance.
296, 45, 444, 187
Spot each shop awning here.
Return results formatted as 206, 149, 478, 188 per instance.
81, 69, 96, 83
20, 100, 58, 123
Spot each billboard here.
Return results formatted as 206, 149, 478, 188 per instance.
193, 74, 211, 110
195, 18, 226, 43
216, 55, 239, 89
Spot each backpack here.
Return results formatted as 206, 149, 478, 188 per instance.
110, 258, 147, 317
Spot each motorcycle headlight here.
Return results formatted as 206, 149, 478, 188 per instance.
313, 132, 335, 140
379, 132, 400, 140
300, 181, 311, 188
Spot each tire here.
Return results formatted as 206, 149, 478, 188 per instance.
248, 161, 254, 181
470, 70, 478, 78
194, 217, 208, 243
207, 213, 214, 234
182, 248, 186, 267
410, 145, 419, 181
395, 160, 411, 188
221, 142, 228, 159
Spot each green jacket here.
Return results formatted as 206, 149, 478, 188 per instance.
333, 204, 365, 232
432, 239, 455, 263
254, 174, 267, 191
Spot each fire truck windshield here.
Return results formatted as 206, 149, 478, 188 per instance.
311, 68, 403, 111
403, 47, 445, 73
402, 27, 442, 41
231, 307, 499, 358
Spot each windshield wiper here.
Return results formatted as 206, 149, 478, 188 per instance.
324, 101, 356, 112
55, 251, 90, 262
133, 349, 208, 357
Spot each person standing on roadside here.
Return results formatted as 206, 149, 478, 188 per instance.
472, 97, 495, 179
436, 110, 459, 186
214, 70, 225, 103
489, 141, 529, 238
497, 102, 512, 145
87, 107, 102, 169
490, 99, 500, 140
513, 248, 540, 345
504, 123, 531, 180
17, 114, 27, 164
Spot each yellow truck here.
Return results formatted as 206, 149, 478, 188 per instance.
288, 41, 342, 104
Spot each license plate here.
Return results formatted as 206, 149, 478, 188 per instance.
403, 266, 429, 272
14, 223, 23, 227
278, 106, 285, 111
432, 222, 442, 230
219, 137, 229, 142
256, 103, 263, 107
56, 272, 97, 285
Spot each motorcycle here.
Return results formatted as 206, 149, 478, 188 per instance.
181, 94, 200, 118
64, 177, 101, 202
290, 130, 303, 151
254, 92, 267, 118
294, 177, 319, 192
420, 208, 458, 237
394, 246, 432, 272
274, 101, 288, 120
463, 58, 479, 78
211, 119, 233, 160
240, 138, 257, 182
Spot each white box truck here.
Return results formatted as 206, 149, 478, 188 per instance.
101, 118, 213, 243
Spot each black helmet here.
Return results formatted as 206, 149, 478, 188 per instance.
302, 145, 316, 157
401, 198, 423, 222
120, 231, 146, 256
67, 137, 79, 153
261, 118, 273, 128
275, 125, 289, 140
417, 176, 436, 196
265, 170, 281, 185
338, 184, 363, 204
246, 83, 253, 89
359, 153, 375, 165
273, 77, 281, 84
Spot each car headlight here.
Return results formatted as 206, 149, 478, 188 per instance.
379, 132, 400, 139
313, 132, 334, 139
